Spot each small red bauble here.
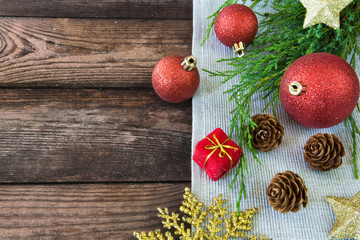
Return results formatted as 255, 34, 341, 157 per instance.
152, 55, 200, 103
193, 128, 242, 181
214, 4, 258, 55
280, 52, 359, 129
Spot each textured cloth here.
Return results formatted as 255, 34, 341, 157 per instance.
191, 1, 360, 239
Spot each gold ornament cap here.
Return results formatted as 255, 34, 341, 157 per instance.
289, 81, 307, 96
181, 55, 197, 72
232, 42, 245, 57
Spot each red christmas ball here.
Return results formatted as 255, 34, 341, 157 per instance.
214, 4, 258, 47
152, 55, 200, 103
280, 52, 359, 129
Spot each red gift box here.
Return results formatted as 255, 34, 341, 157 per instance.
193, 128, 242, 181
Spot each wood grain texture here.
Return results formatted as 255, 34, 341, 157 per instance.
0, 17, 192, 88
0, 183, 190, 239
0, 0, 192, 19
0, 89, 191, 183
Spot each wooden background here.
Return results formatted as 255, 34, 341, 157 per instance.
0, 0, 192, 239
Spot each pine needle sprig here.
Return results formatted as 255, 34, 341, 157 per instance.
202, 0, 360, 213
345, 112, 360, 179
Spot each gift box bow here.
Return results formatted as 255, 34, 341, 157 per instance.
204, 134, 239, 171
193, 128, 242, 181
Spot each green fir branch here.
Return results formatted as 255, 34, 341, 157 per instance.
348, 114, 360, 179
202, 0, 360, 214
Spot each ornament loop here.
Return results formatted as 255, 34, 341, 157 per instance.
232, 42, 245, 57
289, 81, 306, 96
181, 55, 197, 72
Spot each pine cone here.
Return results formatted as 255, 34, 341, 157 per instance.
304, 133, 345, 171
249, 114, 284, 152
266, 171, 308, 214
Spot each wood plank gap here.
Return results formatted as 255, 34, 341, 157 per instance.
0, 180, 192, 186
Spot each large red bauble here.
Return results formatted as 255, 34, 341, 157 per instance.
214, 4, 258, 47
279, 52, 359, 129
152, 55, 199, 103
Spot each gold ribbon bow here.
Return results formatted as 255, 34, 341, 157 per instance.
203, 134, 239, 171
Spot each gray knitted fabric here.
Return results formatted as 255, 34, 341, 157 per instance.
191, 1, 360, 239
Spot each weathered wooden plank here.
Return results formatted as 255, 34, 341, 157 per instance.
0, 183, 190, 239
0, 18, 192, 88
0, 89, 191, 183
0, 0, 192, 19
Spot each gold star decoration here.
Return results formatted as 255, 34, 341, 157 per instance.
299, 0, 353, 29
326, 191, 360, 240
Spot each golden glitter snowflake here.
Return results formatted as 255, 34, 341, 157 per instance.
133, 187, 269, 240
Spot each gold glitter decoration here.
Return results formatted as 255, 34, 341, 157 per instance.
134, 187, 269, 240
326, 191, 360, 239
300, 0, 354, 29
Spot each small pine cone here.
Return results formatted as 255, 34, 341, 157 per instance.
249, 114, 284, 152
304, 133, 345, 171
266, 171, 308, 214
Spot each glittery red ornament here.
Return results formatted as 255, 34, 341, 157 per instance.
152, 55, 200, 103
280, 52, 359, 129
214, 4, 258, 56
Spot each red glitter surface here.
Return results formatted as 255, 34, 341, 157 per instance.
152, 55, 200, 103
214, 4, 258, 47
279, 52, 360, 129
